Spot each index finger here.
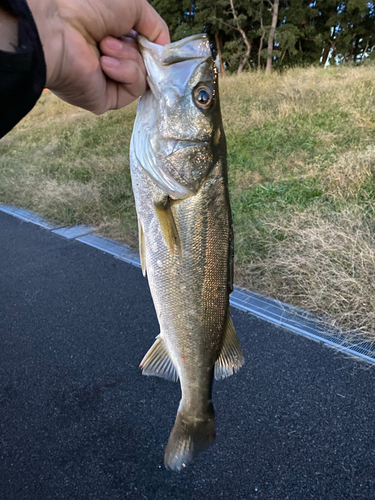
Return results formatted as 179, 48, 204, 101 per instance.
134, 0, 170, 45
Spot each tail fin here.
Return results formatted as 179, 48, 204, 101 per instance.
164, 404, 215, 471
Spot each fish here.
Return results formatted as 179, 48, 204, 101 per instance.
129, 34, 244, 471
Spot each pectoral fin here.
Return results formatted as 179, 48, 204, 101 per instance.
140, 334, 179, 382
154, 197, 181, 256
214, 311, 244, 380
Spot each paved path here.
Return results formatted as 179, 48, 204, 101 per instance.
1, 211, 375, 500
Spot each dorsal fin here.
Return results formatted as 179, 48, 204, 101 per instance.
214, 311, 244, 380
140, 335, 179, 382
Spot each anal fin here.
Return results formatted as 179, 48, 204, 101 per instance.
214, 310, 244, 380
140, 334, 179, 382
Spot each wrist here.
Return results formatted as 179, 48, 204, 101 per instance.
0, 6, 18, 52
26, 0, 63, 88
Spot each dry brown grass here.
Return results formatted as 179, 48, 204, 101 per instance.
325, 146, 375, 200
235, 205, 375, 338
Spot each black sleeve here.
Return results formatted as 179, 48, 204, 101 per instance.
0, 0, 46, 138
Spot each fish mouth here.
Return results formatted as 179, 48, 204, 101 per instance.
162, 34, 209, 66
165, 140, 209, 157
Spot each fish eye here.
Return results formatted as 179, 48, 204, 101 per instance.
193, 85, 214, 109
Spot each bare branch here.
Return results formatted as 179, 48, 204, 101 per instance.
228, 0, 252, 74
211, 14, 241, 33
258, 14, 265, 69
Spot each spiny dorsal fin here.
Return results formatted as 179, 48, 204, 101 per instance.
154, 198, 181, 257
215, 311, 244, 380
138, 219, 146, 277
140, 334, 179, 382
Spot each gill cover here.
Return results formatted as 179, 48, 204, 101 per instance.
131, 34, 213, 199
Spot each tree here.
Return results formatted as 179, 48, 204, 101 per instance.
266, 0, 279, 72
150, 0, 375, 72
210, 0, 255, 74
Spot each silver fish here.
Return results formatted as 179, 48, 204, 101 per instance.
130, 34, 244, 471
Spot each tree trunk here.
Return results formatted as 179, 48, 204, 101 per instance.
229, 0, 252, 75
321, 44, 330, 66
346, 47, 353, 63
214, 30, 227, 77
266, 0, 279, 73
237, 41, 251, 74
362, 38, 370, 60
258, 13, 265, 70
352, 36, 359, 63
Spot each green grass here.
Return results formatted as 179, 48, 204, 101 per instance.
1, 63, 375, 337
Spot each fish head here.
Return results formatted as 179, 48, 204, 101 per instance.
132, 34, 224, 199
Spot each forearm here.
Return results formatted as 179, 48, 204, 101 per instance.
25, 0, 62, 88
0, 0, 46, 138
0, 1, 61, 86
0, 5, 18, 52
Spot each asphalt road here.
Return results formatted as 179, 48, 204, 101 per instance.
1, 211, 375, 500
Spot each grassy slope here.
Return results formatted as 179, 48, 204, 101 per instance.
1, 64, 375, 337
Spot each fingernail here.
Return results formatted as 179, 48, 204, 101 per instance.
106, 37, 122, 51
101, 56, 120, 68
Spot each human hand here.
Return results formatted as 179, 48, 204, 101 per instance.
27, 0, 170, 114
